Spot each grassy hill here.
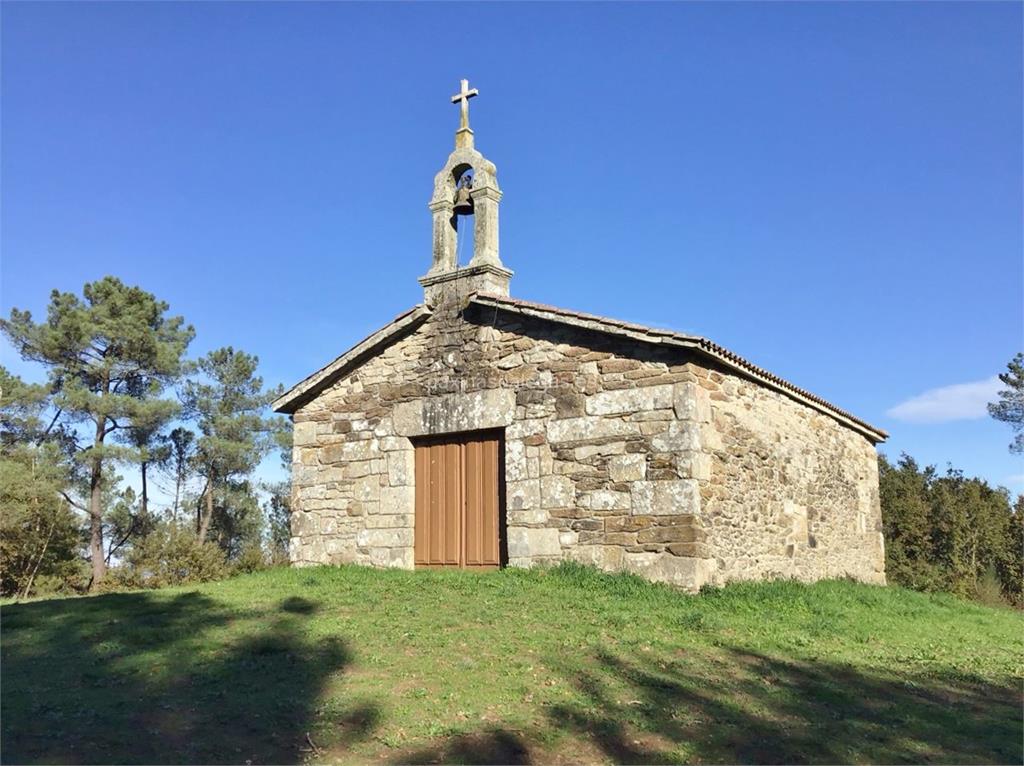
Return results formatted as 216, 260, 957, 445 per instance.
2, 564, 1021, 765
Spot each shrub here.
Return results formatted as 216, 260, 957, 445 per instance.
974, 567, 1011, 608
119, 525, 228, 589
232, 543, 269, 575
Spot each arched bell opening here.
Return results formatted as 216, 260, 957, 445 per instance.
450, 165, 475, 266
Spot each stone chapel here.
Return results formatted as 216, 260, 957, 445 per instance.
273, 81, 888, 591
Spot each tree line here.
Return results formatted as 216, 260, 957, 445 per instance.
877, 352, 1022, 604
1, 277, 291, 596
879, 454, 1021, 605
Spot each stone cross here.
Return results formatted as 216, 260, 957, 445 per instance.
451, 78, 478, 132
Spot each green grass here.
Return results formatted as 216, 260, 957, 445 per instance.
2, 564, 1022, 765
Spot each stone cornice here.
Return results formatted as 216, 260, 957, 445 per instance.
418, 262, 513, 288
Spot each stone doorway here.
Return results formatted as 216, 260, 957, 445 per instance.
413, 430, 503, 569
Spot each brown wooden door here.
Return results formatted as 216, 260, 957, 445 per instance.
414, 431, 501, 569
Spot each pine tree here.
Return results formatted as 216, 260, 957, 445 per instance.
165, 427, 195, 522
988, 352, 1024, 453
183, 347, 283, 548
116, 376, 179, 548
1, 278, 194, 588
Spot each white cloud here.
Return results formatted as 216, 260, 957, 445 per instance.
886, 376, 1001, 424
1005, 474, 1024, 487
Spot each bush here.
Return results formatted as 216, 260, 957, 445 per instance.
974, 567, 1012, 608
117, 525, 228, 589
232, 543, 268, 575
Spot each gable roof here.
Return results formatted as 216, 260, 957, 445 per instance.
273, 294, 886, 444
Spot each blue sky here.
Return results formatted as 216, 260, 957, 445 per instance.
2, 2, 1021, 494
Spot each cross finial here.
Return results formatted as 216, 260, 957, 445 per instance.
451, 78, 479, 137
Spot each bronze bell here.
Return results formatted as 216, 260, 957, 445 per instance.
453, 178, 474, 216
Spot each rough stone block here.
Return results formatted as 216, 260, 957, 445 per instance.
609, 454, 646, 482
294, 465, 319, 487
605, 515, 654, 532
783, 500, 809, 543
356, 528, 413, 548
380, 485, 414, 516
553, 388, 585, 418
666, 542, 709, 558
293, 420, 317, 447
674, 451, 711, 481
636, 524, 700, 544
342, 460, 375, 479
575, 442, 626, 460
388, 547, 415, 569
497, 352, 523, 369
387, 450, 415, 486
630, 480, 701, 516
507, 527, 561, 558
649, 422, 701, 453
547, 417, 637, 444
352, 476, 381, 503
604, 532, 637, 546
507, 420, 544, 440
322, 440, 380, 464
292, 511, 316, 536
317, 442, 346, 466
364, 513, 413, 528
621, 551, 714, 592
508, 508, 549, 524
328, 547, 359, 566
582, 490, 631, 511
540, 475, 575, 509
585, 384, 674, 416
598, 358, 640, 373
701, 426, 724, 452
505, 439, 528, 481
507, 479, 540, 511
672, 382, 713, 423
379, 436, 408, 452
567, 545, 624, 571
393, 389, 515, 437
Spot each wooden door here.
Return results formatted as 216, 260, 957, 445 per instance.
462, 436, 500, 568
414, 431, 501, 569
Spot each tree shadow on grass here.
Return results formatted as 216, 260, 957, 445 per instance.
399, 728, 533, 765
544, 645, 1022, 764
1, 591, 379, 764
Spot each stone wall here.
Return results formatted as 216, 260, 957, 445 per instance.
698, 368, 886, 585
289, 303, 884, 590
